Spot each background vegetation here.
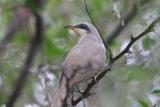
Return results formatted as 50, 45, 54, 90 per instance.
0, 0, 160, 107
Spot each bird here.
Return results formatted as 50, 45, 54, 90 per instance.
50, 22, 106, 107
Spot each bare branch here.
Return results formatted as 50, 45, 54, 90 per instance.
111, 16, 160, 63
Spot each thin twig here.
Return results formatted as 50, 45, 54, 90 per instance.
72, 16, 160, 105
75, 85, 86, 107
83, 0, 112, 59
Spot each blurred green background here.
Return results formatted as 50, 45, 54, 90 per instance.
0, 0, 160, 107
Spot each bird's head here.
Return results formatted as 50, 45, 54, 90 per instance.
64, 22, 98, 38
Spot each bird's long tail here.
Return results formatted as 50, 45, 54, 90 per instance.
50, 76, 69, 107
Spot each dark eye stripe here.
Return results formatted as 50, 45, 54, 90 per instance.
77, 24, 90, 32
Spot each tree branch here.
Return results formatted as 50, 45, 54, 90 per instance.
6, 1, 44, 107
106, 0, 152, 44
111, 16, 160, 63
72, 16, 160, 106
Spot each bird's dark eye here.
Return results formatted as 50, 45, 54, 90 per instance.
77, 24, 90, 32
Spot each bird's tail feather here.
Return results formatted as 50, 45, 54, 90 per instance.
50, 76, 69, 107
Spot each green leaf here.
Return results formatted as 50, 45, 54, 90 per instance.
138, 99, 150, 107
151, 88, 160, 95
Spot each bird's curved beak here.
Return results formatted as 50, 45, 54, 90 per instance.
64, 25, 78, 30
